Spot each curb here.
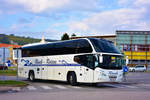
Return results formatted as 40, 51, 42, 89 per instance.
0, 89, 12, 93
0, 87, 21, 93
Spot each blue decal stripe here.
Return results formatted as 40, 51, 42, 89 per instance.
24, 64, 81, 66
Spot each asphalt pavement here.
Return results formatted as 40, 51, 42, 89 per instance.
0, 72, 150, 100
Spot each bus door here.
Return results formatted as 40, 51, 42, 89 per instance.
34, 58, 48, 79
74, 55, 95, 82
83, 55, 95, 82
41, 66, 48, 79
36, 66, 48, 79
35, 67, 42, 79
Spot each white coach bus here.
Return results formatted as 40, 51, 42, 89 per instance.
17, 38, 124, 85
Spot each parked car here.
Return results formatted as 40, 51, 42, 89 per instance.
147, 65, 150, 71
0, 64, 8, 70
129, 65, 146, 72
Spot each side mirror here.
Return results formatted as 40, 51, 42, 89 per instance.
99, 55, 103, 63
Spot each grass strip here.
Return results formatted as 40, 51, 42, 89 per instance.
0, 70, 17, 76
0, 80, 28, 87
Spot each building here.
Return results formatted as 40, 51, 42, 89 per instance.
0, 43, 21, 65
116, 30, 150, 67
0, 43, 21, 48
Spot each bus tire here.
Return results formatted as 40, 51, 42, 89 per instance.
28, 71, 35, 82
68, 72, 77, 86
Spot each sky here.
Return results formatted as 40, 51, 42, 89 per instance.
0, 0, 150, 40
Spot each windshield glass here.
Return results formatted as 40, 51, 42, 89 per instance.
96, 55, 123, 70
89, 38, 121, 54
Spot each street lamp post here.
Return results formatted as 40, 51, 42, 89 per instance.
2, 47, 5, 81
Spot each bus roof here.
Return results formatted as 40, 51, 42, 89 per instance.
21, 38, 121, 55
22, 38, 113, 48
22, 42, 52, 48
21, 38, 89, 49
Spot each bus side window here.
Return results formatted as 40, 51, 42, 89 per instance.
74, 56, 80, 63
74, 55, 95, 69
94, 55, 99, 67
86, 55, 95, 69
74, 55, 87, 66
22, 50, 29, 57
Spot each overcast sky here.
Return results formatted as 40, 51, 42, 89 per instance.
0, 0, 150, 39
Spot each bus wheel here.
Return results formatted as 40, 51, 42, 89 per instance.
29, 71, 35, 82
68, 72, 77, 86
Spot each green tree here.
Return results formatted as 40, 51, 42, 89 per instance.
61, 33, 70, 40
0, 35, 10, 44
10, 34, 15, 36
71, 33, 76, 37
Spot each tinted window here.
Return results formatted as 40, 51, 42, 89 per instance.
77, 39, 93, 53
22, 39, 92, 57
74, 54, 95, 69
22, 43, 55, 57
97, 55, 123, 70
136, 66, 144, 68
54, 40, 78, 55
89, 38, 121, 54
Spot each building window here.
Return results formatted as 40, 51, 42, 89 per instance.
139, 45, 143, 51
120, 45, 123, 51
124, 44, 127, 51
145, 45, 149, 51
131, 45, 135, 51
138, 45, 149, 51
127, 44, 130, 51
135, 45, 138, 51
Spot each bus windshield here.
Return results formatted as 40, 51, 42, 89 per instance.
96, 55, 123, 70
89, 38, 121, 54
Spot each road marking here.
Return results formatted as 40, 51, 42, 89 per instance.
54, 85, 68, 89
69, 86, 82, 89
122, 85, 138, 89
40, 86, 52, 90
12, 87, 21, 91
140, 84, 150, 87
27, 86, 37, 90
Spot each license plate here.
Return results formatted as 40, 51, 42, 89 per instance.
109, 76, 117, 81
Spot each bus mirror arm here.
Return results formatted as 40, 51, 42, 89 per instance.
99, 56, 103, 63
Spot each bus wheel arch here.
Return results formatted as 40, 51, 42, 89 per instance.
67, 71, 78, 86
28, 70, 35, 82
